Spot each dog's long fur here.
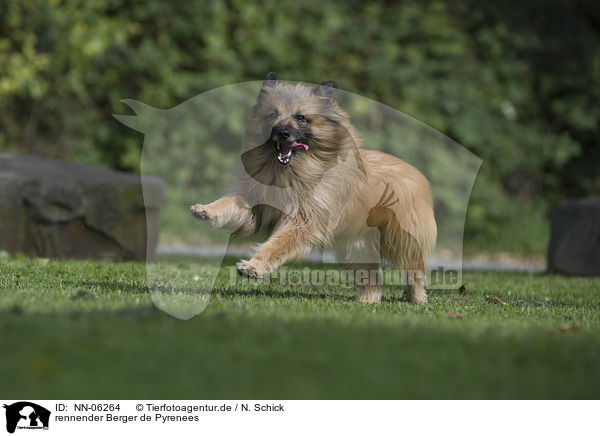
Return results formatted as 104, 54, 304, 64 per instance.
191, 73, 436, 303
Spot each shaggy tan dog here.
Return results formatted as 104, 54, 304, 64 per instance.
191, 73, 436, 303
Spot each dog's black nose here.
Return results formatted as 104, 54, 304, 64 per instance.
272, 125, 292, 142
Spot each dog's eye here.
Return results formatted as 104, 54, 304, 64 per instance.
295, 114, 308, 123
267, 111, 279, 119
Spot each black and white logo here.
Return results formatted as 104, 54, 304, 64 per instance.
3, 402, 50, 434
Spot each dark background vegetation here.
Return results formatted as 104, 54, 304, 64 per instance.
1, 0, 599, 256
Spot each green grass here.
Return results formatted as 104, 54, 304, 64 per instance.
0, 254, 599, 399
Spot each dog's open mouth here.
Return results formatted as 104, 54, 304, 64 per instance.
276, 141, 309, 165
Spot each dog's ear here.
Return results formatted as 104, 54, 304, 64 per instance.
263, 72, 278, 88
314, 80, 336, 98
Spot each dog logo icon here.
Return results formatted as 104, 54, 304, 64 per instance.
3, 402, 50, 433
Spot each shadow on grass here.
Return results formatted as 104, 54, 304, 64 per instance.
60, 266, 599, 310
212, 285, 411, 304
0, 304, 162, 319
61, 280, 151, 294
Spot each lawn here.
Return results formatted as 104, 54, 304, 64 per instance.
0, 254, 599, 399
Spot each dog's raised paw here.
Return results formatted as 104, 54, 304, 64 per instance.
190, 205, 210, 221
236, 260, 264, 278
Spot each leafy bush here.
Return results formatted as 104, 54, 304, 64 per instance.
1, 0, 598, 254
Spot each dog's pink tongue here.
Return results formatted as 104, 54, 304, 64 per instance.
291, 141, 309, 151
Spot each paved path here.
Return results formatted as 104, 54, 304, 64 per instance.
157, 245, 545, 273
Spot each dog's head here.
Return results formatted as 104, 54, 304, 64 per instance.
245, 72, 357, 169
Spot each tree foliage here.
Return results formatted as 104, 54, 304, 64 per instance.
1, 0, 598, 253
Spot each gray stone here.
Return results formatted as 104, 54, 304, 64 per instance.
548, 199, 600, 276
0, 154, 164, 260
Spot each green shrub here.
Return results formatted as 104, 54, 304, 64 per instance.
1, 0, 598, 255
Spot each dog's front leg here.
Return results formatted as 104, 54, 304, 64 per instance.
236, 219, 312, 278
191, 197, 254, 233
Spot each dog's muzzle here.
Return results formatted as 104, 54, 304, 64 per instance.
276, 141, 309, 165
271, 125, 309, 165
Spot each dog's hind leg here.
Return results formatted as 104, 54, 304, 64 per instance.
334, 238, 383, 304
381, 227, 428, 304
404, 269, 427, 304
353, 263, 383, 304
